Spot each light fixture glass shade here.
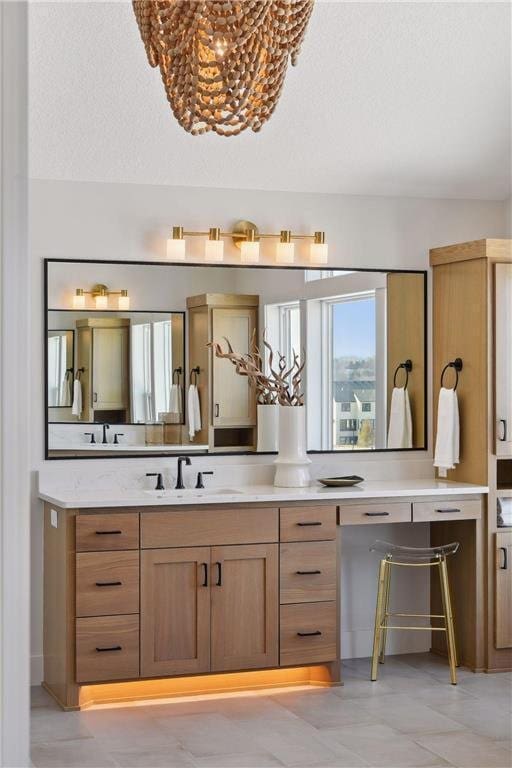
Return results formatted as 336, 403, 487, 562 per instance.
310, 243, 328, 264
167, 226, 186, 260
241, 240, 260, 263
276, 231, 294, 264
205, 228, 224, 262
95, 291, 108, 310
118, 290, 130, 310
72, 289, 85, 309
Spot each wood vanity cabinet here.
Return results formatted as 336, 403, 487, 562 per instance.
495, 263, 512, 458
495, 531, 512, 648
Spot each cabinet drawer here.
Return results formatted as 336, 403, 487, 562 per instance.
76, 615, 139, 683
141, 507, 278, 548
76, 551, 139, 618
338, 502, 410, 525
280, 541, 336, 604
76, 513, 139, 552
412, 499, 481, 522
280, 506, 336, 542
280, 602, 337, 666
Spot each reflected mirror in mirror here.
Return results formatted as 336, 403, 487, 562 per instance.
45, 260, 426, 458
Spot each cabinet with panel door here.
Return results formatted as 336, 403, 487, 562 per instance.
187, 293, 258, 451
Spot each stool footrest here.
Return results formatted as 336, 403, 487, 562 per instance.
388, 612, 445, 619
380, 625, 447, 631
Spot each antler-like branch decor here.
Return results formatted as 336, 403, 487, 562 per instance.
208, 332, 305, 406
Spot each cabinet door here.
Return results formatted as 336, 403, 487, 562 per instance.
495, 263, 512, 457
211, 543, 278, 672
92, 327, 129, 410
141, 548, 210, 677
212, 308, 257, 426
495, 532, 512, 649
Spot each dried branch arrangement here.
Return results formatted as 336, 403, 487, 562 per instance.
208, 332, 305, 406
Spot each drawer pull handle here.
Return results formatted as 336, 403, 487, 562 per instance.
95, 581, 122, 587
364, 512, 389, 517
499, 547, 508, 570
215, 561, 222, 587
435, 508, 461, 514
95, 530, 122, 535
201, 562, 208, 587
297, 522, 322, 527
297, 630, 322, 637
296, 570, 322, 575
499, 419, 507, 441
95, 645, 122, 652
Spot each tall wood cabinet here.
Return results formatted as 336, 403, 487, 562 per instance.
430, 238, 512, 670
187, 293, 258, 450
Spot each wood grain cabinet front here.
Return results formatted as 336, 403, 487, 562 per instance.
76, 551, 139, 618
280, 506, 336, 542
412, 499, 481, 522
337, 502, 410, 525
76, 615, 139, 683
76, 512, 139, 552
280, 541, 336, 604
280, 602, 337, 666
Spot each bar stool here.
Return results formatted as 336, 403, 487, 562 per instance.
369, 540, 459, 685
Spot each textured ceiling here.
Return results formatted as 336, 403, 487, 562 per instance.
29, 1, 511, 199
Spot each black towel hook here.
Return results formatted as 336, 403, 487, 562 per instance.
393, 359, 412, 389
440, 358, 463, 390
173, 366, 182, 384
190, 366, 200, 385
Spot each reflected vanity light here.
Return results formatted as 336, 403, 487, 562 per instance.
71, 284, 130, 310
310, 231, 328, 264
72, 288, 85, 309
167, 226, 186, 261
204, 227, 224, 262
240, 228, 260, 263
276, 230, 295, 264
168, 221, 328, 264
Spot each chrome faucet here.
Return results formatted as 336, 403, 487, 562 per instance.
175, 456, 191, 489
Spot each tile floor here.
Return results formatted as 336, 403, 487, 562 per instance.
31, 654, 512, 768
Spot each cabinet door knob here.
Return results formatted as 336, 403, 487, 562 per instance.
499, 546, 508, 570
499, 419, 507, 441
215, 561, 222, 586
215, 403, 220, 418
93, 392, 98, 403
201, 563, 208, 587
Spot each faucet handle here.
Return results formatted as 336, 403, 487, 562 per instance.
195, 471, 214, 489
84, 432, 96, 444
146, 472, 165, 491
113, 433, 124, 445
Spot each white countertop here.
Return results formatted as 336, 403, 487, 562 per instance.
49, 444, 209, 452
39, 479, 488, 510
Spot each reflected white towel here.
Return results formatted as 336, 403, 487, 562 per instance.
59, 372, 72, 407
169, 384, 182, 415
434, 387, 460, 474
387, 387, 413, 449
187, 384, 201, 439
71, 379, 82, 418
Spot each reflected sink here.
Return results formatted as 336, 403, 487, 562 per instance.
144, 488, 243, 499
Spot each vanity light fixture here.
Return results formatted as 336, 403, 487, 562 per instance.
276, 230, 295, 264
71, 284, 130, 311
204, 228, 224, 262
167, 221, 328, 265
72, 288, 85, 309
166, 226, 186, 260
310, 231, 328, 264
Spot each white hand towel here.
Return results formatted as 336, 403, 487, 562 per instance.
71, 379, 82, 418
387, 387, 413, 449
434, 387, 460, 473
169, 384, 182, 415
59, 372, 72, 407
187, 384, 201, 439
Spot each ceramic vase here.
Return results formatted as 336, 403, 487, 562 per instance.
257, 403, 279, 452
274, 405, 311, 487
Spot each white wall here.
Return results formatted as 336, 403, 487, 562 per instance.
29, 179, 508, 682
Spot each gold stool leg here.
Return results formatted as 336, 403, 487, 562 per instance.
379, 559, 392, 664
371, 559, 388, 681
439, 557, 457, 685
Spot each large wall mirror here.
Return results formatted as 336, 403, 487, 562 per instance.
45, 259, 426, 458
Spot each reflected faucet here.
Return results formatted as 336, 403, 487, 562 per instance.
175, 456, 191, 490
102, 424, 110, 444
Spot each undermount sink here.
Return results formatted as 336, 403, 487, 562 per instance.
144, 488, 243, 499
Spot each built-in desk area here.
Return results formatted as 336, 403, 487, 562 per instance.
39, 478, 487, 710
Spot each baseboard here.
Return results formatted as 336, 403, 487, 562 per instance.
31, 654, 43, 686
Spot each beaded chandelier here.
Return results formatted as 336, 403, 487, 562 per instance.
132, 0, 314, 137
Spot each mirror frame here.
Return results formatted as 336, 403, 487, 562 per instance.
44, 258, 428, 460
